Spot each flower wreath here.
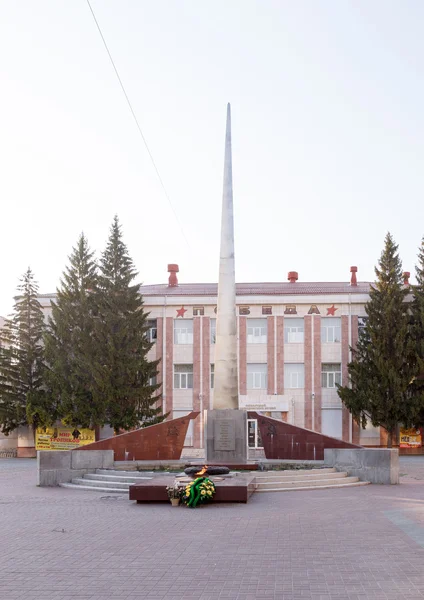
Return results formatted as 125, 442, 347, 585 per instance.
182, 476, 216, 508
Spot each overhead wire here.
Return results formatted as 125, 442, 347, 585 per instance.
86, 0, 190, 250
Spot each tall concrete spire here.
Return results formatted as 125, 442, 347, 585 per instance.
213, 103, 239, 410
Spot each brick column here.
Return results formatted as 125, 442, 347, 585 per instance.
341, 315, 350, 441
165, 317, 174, 420
276, 316, 284, 394
193, 317, 201, 448
156, 317, 164, 414
351, 315, 360, 444
239, 316, 247, 395
267, 316, 275, 394
202, 318, 211, 412
304, 316, 313, 429
313, 316, 322, 432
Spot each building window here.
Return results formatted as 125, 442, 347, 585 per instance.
174, 365, 193, 389
321, 318, 341, 343
174, 319, 193, 344
284, 318, 304, 343
247, 319, 267, 344
247, 364, 267, 390
239, 306, 250, 315
262, 306, 272, 315
146, 319, 157, 343
284, 364, 305, 388
211, 364, 214, 389
210, 319, 216, 344
321, 364, 342, 388
358, 316, 368, 339
193, 306, 204, 316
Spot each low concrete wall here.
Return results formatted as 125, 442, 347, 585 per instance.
37, 449, 114, 486
324, 448, 399, 484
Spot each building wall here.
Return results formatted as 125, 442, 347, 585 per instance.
35, 289, 371, 450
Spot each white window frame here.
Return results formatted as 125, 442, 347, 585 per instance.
173, 365, 193, 389
284, 318, 304, 343
247, 364, 267, 390
284, 363, 305, 389
321, 364, 342, 388
321, 318, 341, 343
174, 320, 193, 345
210, 364, 214, 389
146, 320, 157, 343
247, 319, 267, 344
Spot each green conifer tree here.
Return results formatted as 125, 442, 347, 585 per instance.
44, 234, 102, 429
338, 233, 417, 447
92, 216, 163, 433
0, 269, 50, 435
410, 237, 424, 426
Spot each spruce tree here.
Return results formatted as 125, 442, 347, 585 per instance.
92, 216, 163, 433
44, 234, 103, 429
0, 268, 50, 435
410, 237, 424, 426
338, 233, 417, 447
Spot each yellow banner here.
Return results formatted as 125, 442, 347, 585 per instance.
36, 426, 95, 451
399, 427, 422, 449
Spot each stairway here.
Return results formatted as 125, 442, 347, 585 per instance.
254, 468, 370, 492
60, 470, 154, 493
59, 467, 369, 493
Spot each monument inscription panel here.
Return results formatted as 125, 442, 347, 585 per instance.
214, 419, 235, 451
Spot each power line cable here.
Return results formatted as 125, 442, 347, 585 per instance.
86, 0, 190, 249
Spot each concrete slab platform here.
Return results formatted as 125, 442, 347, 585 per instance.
129, 473, 256, 503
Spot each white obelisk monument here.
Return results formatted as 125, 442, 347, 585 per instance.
205, 103, 247, 463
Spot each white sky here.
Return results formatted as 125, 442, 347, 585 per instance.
1, 0, 423, 316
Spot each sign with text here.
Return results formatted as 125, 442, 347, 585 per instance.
399, 427, 422, 449
35, 426, 95, 451
214, 419, 235, 451
238, 395, 289, 412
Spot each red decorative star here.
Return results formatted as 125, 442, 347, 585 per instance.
326, 304, 338, 316
176, 306, 187, 318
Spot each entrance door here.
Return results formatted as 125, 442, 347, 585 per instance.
247, 419, 263, 449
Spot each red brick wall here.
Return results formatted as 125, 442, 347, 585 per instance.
267, 316, 275, 394
202, 318, 211, 413
341, 315, 350, 441
165, 317, 174, 419
156, 317, 164, 414
276, 316, 284, 394
304, 316, 313, 429
313, 316, 322, 432
239, 316, 247, 395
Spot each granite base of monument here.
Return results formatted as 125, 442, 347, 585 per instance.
205, 409, 247, 464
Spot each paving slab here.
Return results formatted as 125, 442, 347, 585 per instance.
0, 457, 424, 599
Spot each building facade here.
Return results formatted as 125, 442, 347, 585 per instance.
89, 263, 384, 451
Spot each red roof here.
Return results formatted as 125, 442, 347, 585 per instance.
139, 282, 372, 297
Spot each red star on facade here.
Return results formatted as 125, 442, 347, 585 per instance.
176, 306, 187, 318
326, 304, 338, 316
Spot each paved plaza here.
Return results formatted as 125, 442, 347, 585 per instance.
1, 457, 424, 600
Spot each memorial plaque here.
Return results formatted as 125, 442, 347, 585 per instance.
214, 419, 235, 451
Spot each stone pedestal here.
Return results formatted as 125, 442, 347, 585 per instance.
205, 409, 247, 464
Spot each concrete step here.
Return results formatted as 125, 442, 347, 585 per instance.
71, 478, 130, 489
256, 481, 370, 492
60, 483, 127, 493
89, 473, 153, 483
254, 468, 338, 482
96, 469, 154, 477
256, 475, 360, 490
